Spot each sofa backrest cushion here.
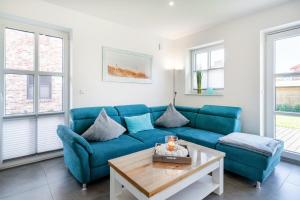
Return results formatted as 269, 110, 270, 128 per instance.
70, 106, 120, 134
69, 104, 241, 135
195, 105, 241, 135
199, 105, 241, 119
115, 104, 150, 127
176, 106, 199, 128
150, 105, 199, 128
150, 106, 167, 123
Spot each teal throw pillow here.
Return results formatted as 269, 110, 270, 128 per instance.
124, 113, 154, 134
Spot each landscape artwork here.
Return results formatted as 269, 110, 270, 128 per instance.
102, 47, 153, 83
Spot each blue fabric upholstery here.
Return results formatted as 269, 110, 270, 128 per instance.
89, 135, 145, 167
57, 125, 92, 183
58, 103, 282, 185
115, 104, 150, 116
70, 106, 120, 134
115, 104, 150, 127
128, 128, 174, 148
218, 143, 283, 182
216, 143, 284, 170
57, 125, 93, 154
150, 106, 167, 123
158, 127, 193, 135
177, 128, 224, 149
195, 105, 241, 135
195, 114, 240, 135
175, 106, 199, 128
199, 105, 241, 119
90, 165, 110, 182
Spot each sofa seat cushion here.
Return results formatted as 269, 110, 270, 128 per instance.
216, 143, 284, 170
158, 127, 192, 135
177, 129, 223, 149
129, 128, 174, 148
89, 135, 145, 167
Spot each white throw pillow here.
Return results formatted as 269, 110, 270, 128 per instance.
155, 104, 189, 128
82, 109, 126, 141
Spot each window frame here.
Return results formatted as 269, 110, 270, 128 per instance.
0, 19, 70, 163
264, 24, 300, 162
190, 43, 224, 93
1, 21, 69, 117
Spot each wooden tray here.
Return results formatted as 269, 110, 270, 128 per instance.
152, 143, 192, 164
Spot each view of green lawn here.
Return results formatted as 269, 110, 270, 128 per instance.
276, 115, 300, 129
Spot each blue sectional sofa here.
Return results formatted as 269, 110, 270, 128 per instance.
57, 104, 282, 188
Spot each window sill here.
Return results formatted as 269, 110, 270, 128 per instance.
184, 91, 224, 96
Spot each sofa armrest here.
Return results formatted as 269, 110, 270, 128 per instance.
57, 125, 93, 154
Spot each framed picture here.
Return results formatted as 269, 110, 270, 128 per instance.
102, 47, 153, 84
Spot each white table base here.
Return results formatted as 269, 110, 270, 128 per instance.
110, 158, 224, 200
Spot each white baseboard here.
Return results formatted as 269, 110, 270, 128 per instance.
0, 150, 63, 170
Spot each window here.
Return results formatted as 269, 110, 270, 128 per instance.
191, 43, 224, 94
1, 21, 69, 162
265, 27, 300, 160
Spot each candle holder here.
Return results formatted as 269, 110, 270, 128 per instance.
165, 135, 178, 151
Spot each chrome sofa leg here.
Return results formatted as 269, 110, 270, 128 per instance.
256, 182, 261, 189
82, 183, 87, 190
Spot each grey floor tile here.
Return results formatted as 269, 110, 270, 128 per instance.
48, 176, 82, 200
285, 172, 300, 186
0, 158, 299, 200
271, 182, 300, 200
43, 165, 71, 184
41, 157, 65, 170
260, 162, 292, 190
48, 177, 109, 200
0, 185, 52, 200
0, 163, 48, 198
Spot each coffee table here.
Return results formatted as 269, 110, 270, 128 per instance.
108, 140, 225, 200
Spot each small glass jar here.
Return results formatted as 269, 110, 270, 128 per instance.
165, 135, 178, 151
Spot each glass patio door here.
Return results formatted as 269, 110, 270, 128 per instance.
0, 20, 69, 163
266, 27, 300, 161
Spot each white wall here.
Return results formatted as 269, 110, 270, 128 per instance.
0, 0, 173, 108
172, 1, 300, 134
1, 0, 300, 134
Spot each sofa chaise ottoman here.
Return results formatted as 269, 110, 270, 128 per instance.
216, 142, 283, 188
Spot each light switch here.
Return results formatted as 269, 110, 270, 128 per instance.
79, 89, 85, 95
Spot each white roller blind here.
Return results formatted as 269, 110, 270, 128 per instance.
37, 115, 64, 153
3, 118, 36, 160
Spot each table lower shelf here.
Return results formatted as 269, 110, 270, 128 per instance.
116, 175, 220, 200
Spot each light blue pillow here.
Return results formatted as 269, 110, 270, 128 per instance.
124, 113, 154, 134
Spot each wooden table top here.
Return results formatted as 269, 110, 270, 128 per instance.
108, 140, 225, 198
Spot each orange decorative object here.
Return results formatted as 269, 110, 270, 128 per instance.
167, 141, 175, 151
108, 64, 148, 79
165, 135, 178, 152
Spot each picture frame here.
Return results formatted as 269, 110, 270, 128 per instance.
102, 46, 153, 84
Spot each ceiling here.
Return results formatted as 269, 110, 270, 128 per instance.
45, 0, 292, 39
